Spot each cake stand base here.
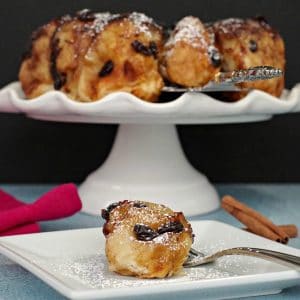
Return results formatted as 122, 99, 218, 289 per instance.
79, 124, 219, 216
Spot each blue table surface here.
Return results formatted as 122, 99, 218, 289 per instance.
0, 183, 300, 300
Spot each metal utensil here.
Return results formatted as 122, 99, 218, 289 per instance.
162, 66, 283, 93
185, 247, 300, 268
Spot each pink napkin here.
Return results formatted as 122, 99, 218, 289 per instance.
0, 191, 40, 236
0, 184, 82, 236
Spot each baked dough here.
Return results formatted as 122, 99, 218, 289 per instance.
19, 10, 164, 102
101, 200, 193, 278
211, 17, 285, 100
160, 16, 221, 87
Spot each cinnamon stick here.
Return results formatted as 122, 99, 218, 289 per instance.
222, 195, 289, 243
278, 224, 298, 238
245, 224, 298, 238
222, 203, 282, 242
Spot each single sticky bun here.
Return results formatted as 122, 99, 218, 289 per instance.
210, 17, 285, 100
101, 200, 193, 278
160, 16, 221, 87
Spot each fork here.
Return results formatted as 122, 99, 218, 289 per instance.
185, 247, 300, 268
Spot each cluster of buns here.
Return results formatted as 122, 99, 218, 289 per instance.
19, 10, 164, 102
19, 10, 285, 102
101, 200, 193, 278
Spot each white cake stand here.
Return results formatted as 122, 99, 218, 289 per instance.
0, 82, 299, 216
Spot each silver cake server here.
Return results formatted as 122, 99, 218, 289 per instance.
162, 66, 283, 93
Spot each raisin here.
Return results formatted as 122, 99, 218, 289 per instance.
101, 201, 123, 220
149, 41, 158, 58
53, 73, 66, 90
249, 40, 258, 52
157, 221, 184, 234
99, 60, 114, 77
50, 38, 67, 90
133, 201, 147, 208
106, 202, 120, 213
134, 224, 159, 241
131, 40, 152, 56
101, 209, 109, 220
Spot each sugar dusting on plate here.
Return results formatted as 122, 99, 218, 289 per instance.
31, 236, 266, 290
35, 253, 234, 289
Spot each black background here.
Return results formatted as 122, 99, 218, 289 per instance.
0, 0, 300, 183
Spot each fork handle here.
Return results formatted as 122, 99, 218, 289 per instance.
185, 247, 300, 268
223, 247, 300, 266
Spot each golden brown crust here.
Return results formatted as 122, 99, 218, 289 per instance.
102, 200, 193, 278
77, 15, 164, 102
160, 16, 221, 87
19, 11, 164, 102
19, 13, 286, 102
211, 17, 285, 100
19, 20, 59, 98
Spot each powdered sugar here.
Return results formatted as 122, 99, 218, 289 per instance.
129, 12, 161, 36
152, 232, 170, 244
34, 252, 235, 290
79, 11, 159, 38
213, 18, 246, 35
91, 13, 119, 34
165, 16, 208, 49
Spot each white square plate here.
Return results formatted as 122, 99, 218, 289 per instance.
0, 220, 299, 300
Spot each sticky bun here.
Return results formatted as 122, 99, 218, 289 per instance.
101, 200, 193, 278
210, 17, 285, 100
160, 16, 221, 87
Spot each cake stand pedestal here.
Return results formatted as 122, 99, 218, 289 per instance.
79, 124, 219, 216
78, 114, 271, 216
